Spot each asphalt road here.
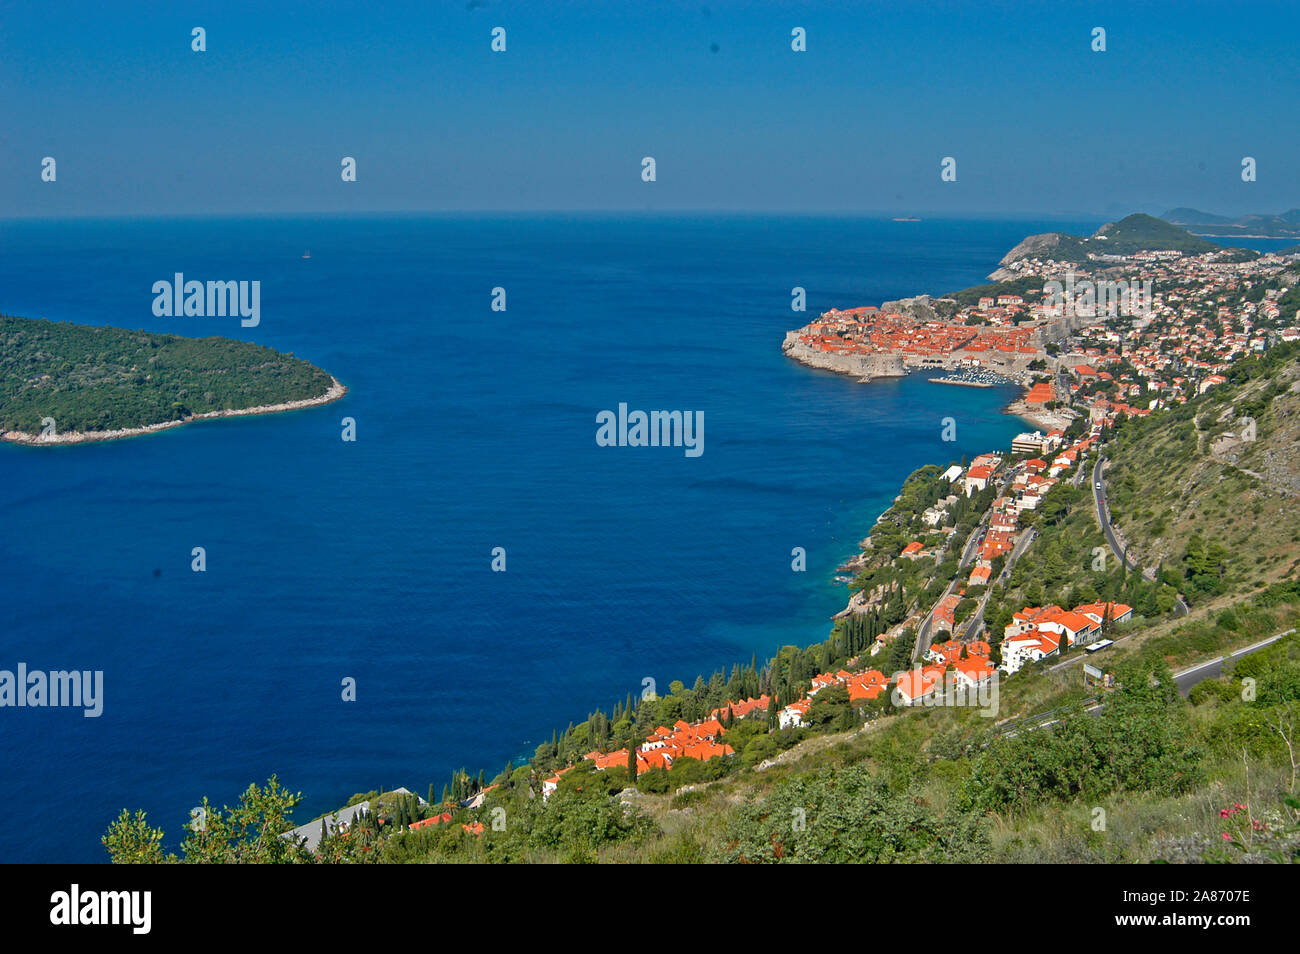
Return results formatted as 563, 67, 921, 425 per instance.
997, 629, 1293, 735
1172, 630, 1294, 694
1092, 455, 1127, 571
962, 526, 1037, 640
913, 471, 1018, 661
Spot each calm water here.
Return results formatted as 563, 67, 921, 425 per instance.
1, 213, 1097, 862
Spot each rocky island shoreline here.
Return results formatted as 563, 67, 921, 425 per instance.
2, 376, 347, 446
1, 313, 346, 447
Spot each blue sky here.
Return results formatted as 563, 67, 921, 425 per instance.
1, 0, 1296, 217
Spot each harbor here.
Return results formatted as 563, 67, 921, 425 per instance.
927, 368, 1017, 388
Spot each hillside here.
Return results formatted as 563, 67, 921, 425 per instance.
990, 214, 1220, 277
1163, 207, 1300, 240
1105, 343, 1300, 597
0, 314, 337, 437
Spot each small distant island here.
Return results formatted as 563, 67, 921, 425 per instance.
0, 314, 344, 445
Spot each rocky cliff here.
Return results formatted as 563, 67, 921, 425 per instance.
986, 232, 1075, 281
782, 332, 906, 379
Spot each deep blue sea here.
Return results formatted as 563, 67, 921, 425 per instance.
1, 213, 1112, 863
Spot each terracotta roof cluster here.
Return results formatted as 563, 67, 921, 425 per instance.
409, 811, 453, 832
796, 312, 1037, 359
1001, 601, 1133, 673
576, 711, 747, 782
1025, 380, 1055, 405
710, 695, 770, 722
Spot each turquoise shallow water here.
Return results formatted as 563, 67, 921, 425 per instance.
0, 213, 1100, 861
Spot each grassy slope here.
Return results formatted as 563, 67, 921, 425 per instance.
1106, 349, 1300, 591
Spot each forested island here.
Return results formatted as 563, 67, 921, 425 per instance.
0, 314, 342, 444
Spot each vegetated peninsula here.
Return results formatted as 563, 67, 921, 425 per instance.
986, 212, 1221, 277
0, 314, 344, 445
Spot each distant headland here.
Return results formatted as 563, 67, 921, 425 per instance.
0, 314, 344, 445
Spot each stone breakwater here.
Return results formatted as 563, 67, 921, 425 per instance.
2, 377, 347, 446
781, 332, 906, 380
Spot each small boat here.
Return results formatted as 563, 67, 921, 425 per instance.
301, 250, 312, 259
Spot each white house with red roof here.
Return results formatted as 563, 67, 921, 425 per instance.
1000, 628, 1062, 674
952, 655, 997, 689
893, 665, 946, 706
963, 465, 994, 496
779, 697, 812, 729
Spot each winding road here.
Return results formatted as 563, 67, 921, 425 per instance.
1092, 453, 1189, 616
912, 469, 1019, 662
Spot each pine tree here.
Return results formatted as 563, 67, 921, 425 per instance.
889, 629, 915, 674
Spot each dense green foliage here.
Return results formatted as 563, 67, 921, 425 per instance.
0, 314, 333, 433
961, 660, 1202, 813
1092, 213, 1220, 256
715, 764, 990, 863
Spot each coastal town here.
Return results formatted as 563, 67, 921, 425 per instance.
517, 227, 1300, 803
210, 221, 1300, 862
783, 231, 1298, 433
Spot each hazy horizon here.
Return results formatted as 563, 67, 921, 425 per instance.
3, 0, 1298, 219
0, 208, 1288, 223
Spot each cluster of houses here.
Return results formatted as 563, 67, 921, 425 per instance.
544, 711, 748, 797
545, 631, 1021, 793
797, 309, 1040, 360
907, 441, 1077, 594
999, 601, 1133, 674
896, 639, 999, 705
801, 244, 1300, 430
777, 638, 1001, 718
1013, 249, 1298, 410
778, 667, 891, 726
408, 811, 486, 837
